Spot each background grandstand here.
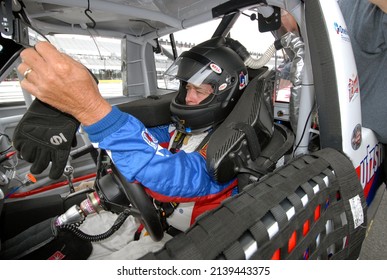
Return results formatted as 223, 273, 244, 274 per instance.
1, 33, 278, 102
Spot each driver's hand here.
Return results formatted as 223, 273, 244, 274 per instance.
17, 42, 111, 126
13, 99, 79, 179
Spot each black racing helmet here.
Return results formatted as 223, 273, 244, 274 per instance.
165, 37, 248, 133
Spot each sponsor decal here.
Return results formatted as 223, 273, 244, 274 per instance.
356, 143, 383, 197
155, 145, 166, 157
348, 75, 359, 102
239, 71, 247, 90
349, 195, 364, 229
48, 251, 66, 260
141, 129, 158, 150
351, 124, 362, 150
50, 132, 68, 145
210, 63, 222, 74
198, 142, 208, 159
218, 83, 227, 91
334, 22, 350, 42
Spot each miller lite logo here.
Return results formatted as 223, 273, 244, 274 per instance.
348, 75, 359, 102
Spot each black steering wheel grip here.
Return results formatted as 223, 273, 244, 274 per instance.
108, 163, 164, 242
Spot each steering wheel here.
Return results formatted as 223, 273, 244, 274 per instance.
95, 149, 164, 242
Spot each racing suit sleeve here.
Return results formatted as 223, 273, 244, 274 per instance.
83, 106, 234, 202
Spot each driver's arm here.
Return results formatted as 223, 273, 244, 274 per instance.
83, 106, 236, 201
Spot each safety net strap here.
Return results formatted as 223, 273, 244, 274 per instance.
142, 148, 366, 260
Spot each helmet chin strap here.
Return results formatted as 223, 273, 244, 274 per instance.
171, 114, 214, 134
171, 115, 188, 132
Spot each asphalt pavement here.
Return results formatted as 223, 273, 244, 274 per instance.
360, 184, 387, 259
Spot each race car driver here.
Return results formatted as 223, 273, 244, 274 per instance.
15, 38, 251, 256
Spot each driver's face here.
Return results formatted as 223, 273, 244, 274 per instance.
185, 83, 214, 105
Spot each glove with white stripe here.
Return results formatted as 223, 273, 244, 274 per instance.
13, 99, 79, 179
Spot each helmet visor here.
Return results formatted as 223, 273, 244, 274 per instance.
164, 52, 234, 95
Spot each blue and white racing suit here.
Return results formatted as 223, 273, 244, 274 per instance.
83, 106, 238, 231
